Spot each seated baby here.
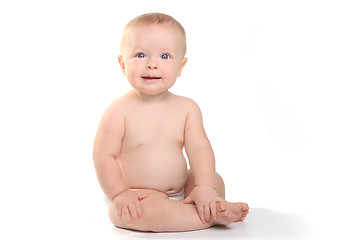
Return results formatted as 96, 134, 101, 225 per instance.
93, 12, 249, 232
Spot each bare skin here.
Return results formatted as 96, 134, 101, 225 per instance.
93, 21, 249, 232
94, 91, 249, 231
108, 171, 249, 232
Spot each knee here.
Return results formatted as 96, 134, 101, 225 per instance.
216, 172, 224, 186
215, 172, 225, 198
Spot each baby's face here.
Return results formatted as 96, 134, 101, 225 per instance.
119, 24, 187, 96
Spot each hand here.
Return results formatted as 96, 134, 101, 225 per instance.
181, 186, 224, 223
112, 190, 148, 225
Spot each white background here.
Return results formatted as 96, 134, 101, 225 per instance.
0, 0, 359, 239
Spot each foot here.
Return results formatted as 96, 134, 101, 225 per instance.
211, 202, 236, 225
229, 202, 249, 222
211, 202, 249, 225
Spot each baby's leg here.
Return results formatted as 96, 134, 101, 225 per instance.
109, 189, 214, 232
184, 170, 249, 223
184, 170, 226, 198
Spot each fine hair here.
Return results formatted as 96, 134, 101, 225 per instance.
120, 13, 186, 54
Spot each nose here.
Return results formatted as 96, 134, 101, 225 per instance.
147, 62, 158, 70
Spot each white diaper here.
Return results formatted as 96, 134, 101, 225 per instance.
167, 188, 185, 201
103, 188, 185, 206
104, 195, 110, 207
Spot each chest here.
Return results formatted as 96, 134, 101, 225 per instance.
123, 103, 188, 145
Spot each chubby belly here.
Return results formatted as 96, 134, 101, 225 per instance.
118, 146, 188, 194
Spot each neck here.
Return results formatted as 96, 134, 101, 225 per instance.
132, 89, 171, 103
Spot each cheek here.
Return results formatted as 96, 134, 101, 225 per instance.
125, 64, 140, 75
163, 63, 180, 75
126, 59, 144, 69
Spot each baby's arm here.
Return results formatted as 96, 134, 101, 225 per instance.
183, 99, 225, 223
93, 100, 146, 225
184, 100, 216, 187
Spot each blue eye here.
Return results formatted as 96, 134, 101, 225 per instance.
161, 54, 169, 59
137, 53, 146, 58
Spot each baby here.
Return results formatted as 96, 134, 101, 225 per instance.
93, 13, 249, 232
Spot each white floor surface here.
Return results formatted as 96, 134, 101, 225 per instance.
103, 208, 310, 240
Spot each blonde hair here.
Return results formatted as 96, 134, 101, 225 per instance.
120, 13, 186, 55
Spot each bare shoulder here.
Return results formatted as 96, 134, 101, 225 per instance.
98, 91, 134, 131
104, 91, 135, 115
171, 93, 201, 112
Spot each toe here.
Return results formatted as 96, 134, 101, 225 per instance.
241, 203, 249, 211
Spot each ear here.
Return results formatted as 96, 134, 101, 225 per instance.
118, 55, 126, 75
177, 57, 188, 77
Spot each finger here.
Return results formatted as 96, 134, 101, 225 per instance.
122, 207, 131, 225
217, 201, 227, 212
181, 196, 193, 204
210, 201, 217, 220
135, 199, 142, 217
215, 197, 227, 205
204, 204, 211, 222
197, 205, 205, 223
117, 207, 123, 223
138, 194, 148, 200
128, 203, 138, 222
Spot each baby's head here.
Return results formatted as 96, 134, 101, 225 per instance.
120, 13, 186, 56
118, 13, 188, 96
